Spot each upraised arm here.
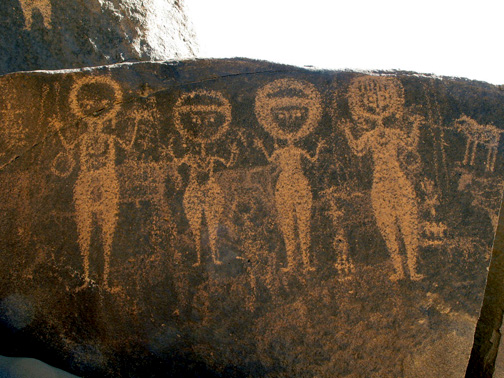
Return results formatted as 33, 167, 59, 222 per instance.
406, 114, 422, 149
342, 121, 370, 156
253, 137, 274, 162
50, 117, 77, 151
114, 115, 140, 151
394, 114, 422, 150
212, 141, 239, 168
302, 139, 326, 163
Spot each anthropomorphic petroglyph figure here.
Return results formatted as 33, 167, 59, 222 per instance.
255, 79, 323, 272
343, 75, 424, 281
419, 179, 447, 246
172, 90, 237, 266
19, 0, 52, 29
454, 115, 502, 172
321, 187, 357, 278
52, 77, 137, 290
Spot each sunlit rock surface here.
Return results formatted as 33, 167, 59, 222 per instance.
0, 59, 503, 377
0, 0, 198, 75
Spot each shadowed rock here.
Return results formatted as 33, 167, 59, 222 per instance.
0, 59, 503, 377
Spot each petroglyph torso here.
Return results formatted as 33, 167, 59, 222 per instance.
79, 131, 116, 172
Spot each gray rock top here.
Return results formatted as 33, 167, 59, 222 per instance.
0, 0, 198, 75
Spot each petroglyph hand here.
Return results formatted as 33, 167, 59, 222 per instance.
311, 139, 326, 162
253, 137, 272, 162
342, 121, 369, 156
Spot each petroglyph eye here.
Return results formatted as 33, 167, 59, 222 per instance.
271, 106, 309, 134
191, 115, 201, 125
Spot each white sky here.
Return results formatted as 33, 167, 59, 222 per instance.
185, 0, 504, 84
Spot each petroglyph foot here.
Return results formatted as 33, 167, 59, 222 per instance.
304, 264, 316, 272
410, 272, 425, 281
103, 283, 122, 293
213, 259, 223, 265
389, 272, 405, 282
76, 277, 91, 292
192, 262, 201, 267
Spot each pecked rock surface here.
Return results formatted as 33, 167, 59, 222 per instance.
0, 0, 198, 75
1, 59, 504, 377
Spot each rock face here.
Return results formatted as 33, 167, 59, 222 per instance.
467, 198, 504, 378
0, 59, 503, 377
0, 0, 198, 75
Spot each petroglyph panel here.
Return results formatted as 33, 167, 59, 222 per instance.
1, 59, 504, 377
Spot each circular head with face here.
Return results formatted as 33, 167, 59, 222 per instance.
348, 76, 404, 126
174, 90, 232, 143
255, 78, 322, 142
69, 76, 123, 122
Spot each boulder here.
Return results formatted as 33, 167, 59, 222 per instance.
1, 59, 503, 377
0, 0, 198, 75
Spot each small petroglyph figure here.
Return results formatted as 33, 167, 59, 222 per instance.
343, 75, 424, 281
52, 76, 137, 291
420, 179, 447, 246
172, 90, 237, 266
321, 187, 360, 278
454, 115, 502, 172
19, 0, 52, 29
255, 78, 323, 272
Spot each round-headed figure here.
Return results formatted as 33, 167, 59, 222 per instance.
344, 75, 423, 281
173, 90, 234, 267
67, 76, 124, 290
255, 78, 323, 272
347, 75, 405, 130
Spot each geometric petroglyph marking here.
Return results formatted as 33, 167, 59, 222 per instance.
255, 78, 323, 273
454, 115, 503, 172
173, 90, 236, 266
343, 75, 424, 281
19, 0, 52, 29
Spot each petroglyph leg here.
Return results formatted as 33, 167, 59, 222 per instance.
373, 198, 405, 280
99, 208, 119, 290
74, 196, 92, 286
296, 190, 314, 271
203, 182, 225, 265
487, 147, 498, 172
398, 204, 424, 281
275, 185, 297, 271
463, 139, 472, 165
183, 186, 204, 266
470, 141, 478, 166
